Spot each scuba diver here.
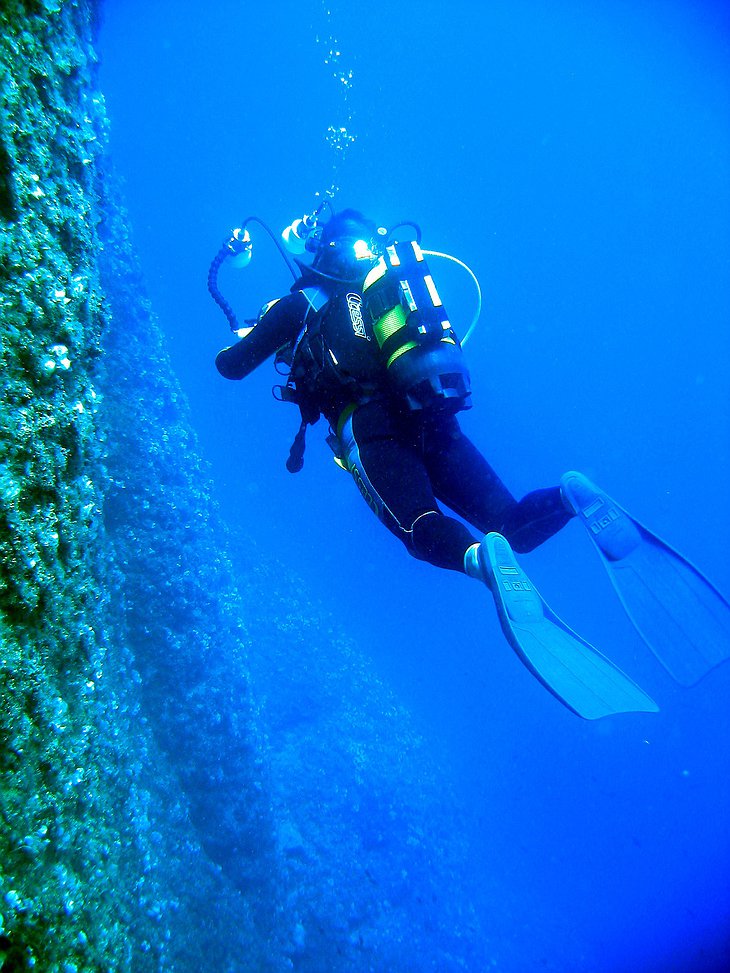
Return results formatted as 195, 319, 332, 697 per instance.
211, 206, 730, 720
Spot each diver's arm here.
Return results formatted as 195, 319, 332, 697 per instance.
215, 290, 310, 380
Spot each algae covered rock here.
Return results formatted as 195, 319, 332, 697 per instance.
0, 2, 140, 969
1, 3, 285, 970
2, 2, 488, 970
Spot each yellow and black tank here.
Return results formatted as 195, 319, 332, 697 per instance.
362, 241, 471, 412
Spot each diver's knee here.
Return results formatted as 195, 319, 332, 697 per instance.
408, 509, 441, 556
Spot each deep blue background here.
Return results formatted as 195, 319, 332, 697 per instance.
97, 2, 730, 970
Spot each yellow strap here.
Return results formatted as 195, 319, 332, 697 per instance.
335, 401, 358, 440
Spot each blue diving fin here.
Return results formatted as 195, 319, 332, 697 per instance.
476, 533, 659, 720
561, 471, 730, 686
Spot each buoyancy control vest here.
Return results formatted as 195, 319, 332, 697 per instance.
279, 241, 472, 470
274, 282, 383, 471
278, 284, 384, 416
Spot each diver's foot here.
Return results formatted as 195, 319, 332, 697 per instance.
464, 532, 658, 718
561, 471, 730, 685
464, 542, 485, 581
561, 470, 641, 561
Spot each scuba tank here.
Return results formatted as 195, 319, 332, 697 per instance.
362, 240, 472, 413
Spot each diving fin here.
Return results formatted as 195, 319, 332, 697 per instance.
475, 533, 658, 720
561, 471, 730, 686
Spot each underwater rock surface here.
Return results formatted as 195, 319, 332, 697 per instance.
1, 2, 487, 970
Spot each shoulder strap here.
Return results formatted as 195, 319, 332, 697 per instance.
288, 286, 329, 366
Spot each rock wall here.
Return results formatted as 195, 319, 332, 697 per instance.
0, 3, 284, 970
0, 3, 488, 971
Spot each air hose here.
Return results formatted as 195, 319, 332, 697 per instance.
422, 249, 482, 346
207, 216, 300, 333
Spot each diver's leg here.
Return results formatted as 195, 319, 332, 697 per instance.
339, 401, 477, 571
341, 407, 658, 715
422, 415, 572, 552
498, 488, 573, 552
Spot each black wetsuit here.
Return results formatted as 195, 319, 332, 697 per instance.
216, 271, 572, 573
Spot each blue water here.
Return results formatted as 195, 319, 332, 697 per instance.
97, 2, 730, 970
